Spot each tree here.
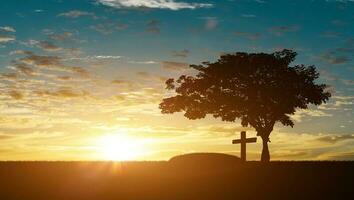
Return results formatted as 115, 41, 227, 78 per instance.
159, 49, 331, 162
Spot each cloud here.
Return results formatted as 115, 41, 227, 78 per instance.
58, 10, 97, 18
96, 0, 213, 10
321, 31, 341, 38
14, 51, 89, 76
172, 49, 190, 57
35, 88, 89, 98
331, 19, 347, 26
0, 72, 18, 80
291, 109, 332, 122
8, 90, 24, 100
19, 52, 64, 70
161, 61, 189, 71
0, 35, 15, 43
316, 134, 354, 144
0, 134, 13, 140
234, 31, 261, 40
65, 55, 122, 61
49, 32, 73, 41
128, 60, 157, 64
29, 40, 62, 52
318, 52, 350, 64
146, 20, 160, 34
90, 21, 129, 35
241, 14, 256, 18
203, 17, 218, 30
321, 151, 354, 160
0, 26, 16, 32
269, 25, 300, 36
333, 95, 354, 106
111, 79, 131, 84
10, 62, 35, 76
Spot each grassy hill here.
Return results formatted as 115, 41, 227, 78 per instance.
0, 154, 353, 200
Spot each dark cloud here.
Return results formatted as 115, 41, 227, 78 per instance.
321, 31, 341, 38
316, 134, 354, 144
71, 66, 89, 77
91, 22, 128, 35
234, 31, 261, 40
111, 79, 131, 84
8, 90, 24, 100
161, 61, 189, 71
135, 71, 167, 83
241, 14, 256, 18
318, 52, 350, 65
36, 41, 62, 52
49, 32, 73, 41
204, 17, 218, 30
0, 134, 13, 140
57, 76, 72, 81
11, 62, 35, 76
336, 38, 354, 54
1, 72, 18, 80
16, 51, 90, 75
269, 25, 300, 36
57, 10, 97, 19
172, 49, 190, 57
35, 88, 89, 98
331, 19, 347, 27
324, 152, 354, 160
146, 20, 160, 34
136, 71, 150, 77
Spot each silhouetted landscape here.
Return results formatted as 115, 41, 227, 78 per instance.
1, 154, 353, 200
1, 1, 354, 199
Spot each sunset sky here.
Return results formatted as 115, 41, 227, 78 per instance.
0, 0, 353, 161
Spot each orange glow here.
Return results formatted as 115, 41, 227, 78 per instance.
97, 134, 143, 161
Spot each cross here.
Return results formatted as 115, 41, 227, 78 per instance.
232, 131, 257, 162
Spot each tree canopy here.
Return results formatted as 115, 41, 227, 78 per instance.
159, 49, 331, 161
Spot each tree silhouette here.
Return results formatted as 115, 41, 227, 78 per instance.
159, 49, 331, 162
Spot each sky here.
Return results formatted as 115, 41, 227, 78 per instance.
0, 0, 353, 161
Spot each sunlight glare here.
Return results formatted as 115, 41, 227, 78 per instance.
98, 134, 143, 161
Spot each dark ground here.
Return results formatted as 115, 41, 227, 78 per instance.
0, 155, 353, 200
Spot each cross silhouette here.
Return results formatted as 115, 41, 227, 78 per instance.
232, 131, 257, 162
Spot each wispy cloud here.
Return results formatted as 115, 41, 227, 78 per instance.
90, 22, 128, 35
316, 134, 354, 144
28, 40, 62, 52
199, 17, 218, 31
241, 14, 256, 18
318, 52, 350, 64
96, 0, 213, 10
291, 109, 332, 122
269, 25, 300, 36
0, 35, 15, 43
234, 31, 261, 40
64, 55, 122, 61
146, 20, 160, 34
49, 32, 73, 41
0, 26, 15, 32
172, 49, 190, 57
161, 61, 189, 71
58, 10, 97, 19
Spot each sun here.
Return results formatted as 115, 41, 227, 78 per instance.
97, 134, 143, 161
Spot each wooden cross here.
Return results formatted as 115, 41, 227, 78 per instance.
232, 131, 257, 162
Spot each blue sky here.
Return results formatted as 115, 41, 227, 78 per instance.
0, 0, 353, 161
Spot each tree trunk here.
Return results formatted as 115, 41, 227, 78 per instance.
261, 137, 270, 162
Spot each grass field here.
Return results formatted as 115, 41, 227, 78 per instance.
0, 156, 353, 200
